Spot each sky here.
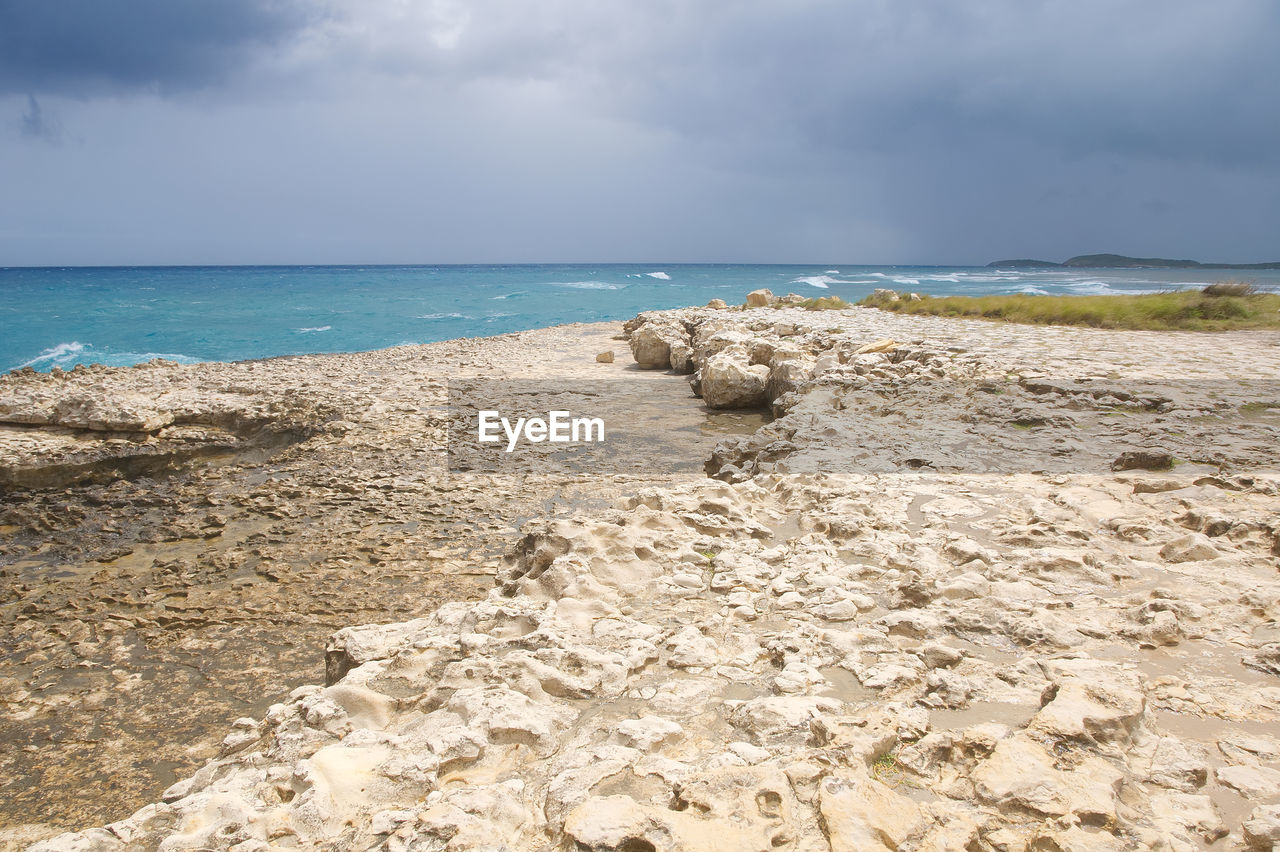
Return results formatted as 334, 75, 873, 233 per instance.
1, 0, 1278, 266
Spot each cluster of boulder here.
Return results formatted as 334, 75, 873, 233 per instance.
625, 294, 902, 413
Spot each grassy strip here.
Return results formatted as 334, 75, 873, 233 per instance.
858, 287, 1280, 331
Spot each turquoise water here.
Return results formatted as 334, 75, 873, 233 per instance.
3, 263, 1278, 372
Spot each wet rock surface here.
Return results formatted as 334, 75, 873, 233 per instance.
12, 305, 1280, 850
0, 325, 745, 844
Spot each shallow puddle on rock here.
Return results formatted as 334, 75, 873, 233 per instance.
1150, 710, 1280, 743
699, 410, 773, 437
928, 700, 1038, 731
766, 515, 807, 542
817, 666, 878, 705
720, 682, 758, 701
1093, 639, 1276, 688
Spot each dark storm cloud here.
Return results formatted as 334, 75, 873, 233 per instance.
0, 0, 317, 95
2, 0, 1277, 264
583, 1, 1280, 170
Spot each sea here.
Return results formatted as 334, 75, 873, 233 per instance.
4, 264, 1279, 372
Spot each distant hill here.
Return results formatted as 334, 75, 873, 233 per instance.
988, 254, 1280, 270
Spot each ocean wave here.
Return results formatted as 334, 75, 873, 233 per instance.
1015, 286, 1050, 295
295, 326, 332, 333
645, 271, 671, 280
485, 312, 516, 321
891, 277, 920, 286
417, 312, 473, 320
555, 281, 622, 290
16, 341, 86, 369
825, 269, 840, 274
790, 276, 832, 289
491, 291, 528, 300
13, 341, 202, 371
790, 273, 881, 288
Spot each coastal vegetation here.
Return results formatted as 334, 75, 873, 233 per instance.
859, 284, 1280, 331
793, 295, 850, 310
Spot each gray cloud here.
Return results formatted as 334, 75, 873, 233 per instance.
0, 0, 317, 95
0, 0, 1277, 264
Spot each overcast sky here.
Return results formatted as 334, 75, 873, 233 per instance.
2, 0, 1277, 266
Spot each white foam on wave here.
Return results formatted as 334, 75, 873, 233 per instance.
554, 281, 622, 290
790, 273, 875, 288
921, 274, 960, 283
1015, 286, 1050, 295
417, 312, 473, 320
491, 291, 527, 300
16, 341, 86, 369
13, 341, 203, 371
825, 269, 840, 274
295, 326, 332, 333
892, 277, 920, 286
645, 271, 671, 280
791, 276, 832, 289
485, 312, 516, 321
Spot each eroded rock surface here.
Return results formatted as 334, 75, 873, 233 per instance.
16, 303, 1280, 850
0, 322, 752, 841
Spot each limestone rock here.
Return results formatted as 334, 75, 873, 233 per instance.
595, 350, 614, 363
630, 323, 685, 369
1159, 533, 1220, 563
971, 734, 1121, 820
1244, 804, 1280, 851
745, 289, 774, 307
700, 354, 769, 409
853, 339, 897, 355
818, 770, 926, 852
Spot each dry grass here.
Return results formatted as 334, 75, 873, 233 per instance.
798, 296, 851, 311
773, 296, 851, 311
858, 286, 1280, 331
1202, 280, 1257, 297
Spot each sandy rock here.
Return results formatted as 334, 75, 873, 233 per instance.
615, 716, 684, 751
1141, 735, 1210, 791
1029, 659, 1145, 746
700, 354, 770, 409
971, 734, 1121, 820
1244, 804, 1280, 850
595, 350, 614, 363
818, 770, 926, 852
1159, 533, 1220, 562
669, 341, 695, 373
853, 338, 898, 355
630, 323, 685, 369
1217, 764, 1280, 799
706, 298, 728, 309
745, 289, 774, 307
1149, 790, 1228, 846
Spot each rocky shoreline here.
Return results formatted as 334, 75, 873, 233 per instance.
5, 301, 1280, 850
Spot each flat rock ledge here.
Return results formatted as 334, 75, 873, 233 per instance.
31, 305, 1280, 852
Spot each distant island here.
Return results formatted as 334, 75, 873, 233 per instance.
988, 253, 1280, 270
